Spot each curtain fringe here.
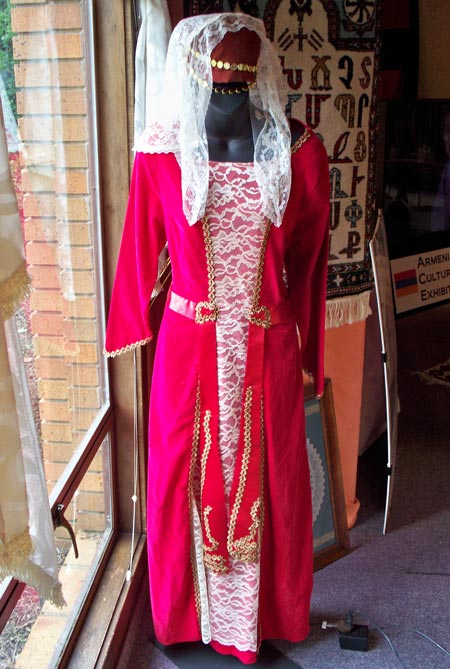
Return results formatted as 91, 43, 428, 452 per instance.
0, 528, 65, 608
326, 290, 372, 329
0, 261, 30, 321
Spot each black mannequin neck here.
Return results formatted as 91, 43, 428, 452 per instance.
205, 88, 306, 163
205, 89, 255, 162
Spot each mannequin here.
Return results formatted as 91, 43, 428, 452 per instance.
105, 13, 330, 665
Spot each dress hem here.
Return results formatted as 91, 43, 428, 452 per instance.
156, 626, 311, 665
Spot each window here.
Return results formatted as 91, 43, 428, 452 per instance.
0, 2, 141, 666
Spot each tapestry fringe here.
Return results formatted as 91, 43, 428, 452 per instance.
0, 528, 65, 608
0, 261, 30, 321
326, 290, 372, 329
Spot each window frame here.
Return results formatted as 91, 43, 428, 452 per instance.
0, 2, 149, 665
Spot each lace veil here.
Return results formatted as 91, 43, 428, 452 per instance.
135, 13, 292, 227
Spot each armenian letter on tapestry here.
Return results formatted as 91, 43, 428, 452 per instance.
264, 0, 380, 324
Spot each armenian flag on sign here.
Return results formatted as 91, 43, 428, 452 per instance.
393, 268, 418, 298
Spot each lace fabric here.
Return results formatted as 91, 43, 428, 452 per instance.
135, 13, 292, 228
199, 161, 264, 652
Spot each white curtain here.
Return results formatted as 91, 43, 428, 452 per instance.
0, 88, 64, 607
134, 0, 172, 292
134, 0, 172, 146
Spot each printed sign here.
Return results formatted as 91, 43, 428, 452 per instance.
390, 247, 450, 313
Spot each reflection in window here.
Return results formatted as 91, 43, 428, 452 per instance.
3, 0, 109, 495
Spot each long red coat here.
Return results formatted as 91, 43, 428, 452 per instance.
105, 125, 330, 664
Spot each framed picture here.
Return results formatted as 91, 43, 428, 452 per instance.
305, 379, 349, 571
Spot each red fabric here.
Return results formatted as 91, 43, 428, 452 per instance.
105, 126, 330, 658
210, 640, 258, 664
210, 28, 260, 83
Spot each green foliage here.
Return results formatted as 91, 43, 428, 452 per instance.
0, 0, 17, 119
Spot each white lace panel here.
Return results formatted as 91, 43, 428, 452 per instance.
202, 161, 265, 652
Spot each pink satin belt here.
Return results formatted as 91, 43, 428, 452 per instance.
168, 289, 293, 327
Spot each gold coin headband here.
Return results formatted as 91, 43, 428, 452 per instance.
210, 58, 257, 74
188, 48, 258, 78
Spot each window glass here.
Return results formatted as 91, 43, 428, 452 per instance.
1, 0, 109, 494
0, 0, 114, 664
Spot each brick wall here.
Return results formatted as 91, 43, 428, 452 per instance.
11, 0, 107, 534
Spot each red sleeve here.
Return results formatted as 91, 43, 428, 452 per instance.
104, 152, 167, 357
285, 134, 330, 397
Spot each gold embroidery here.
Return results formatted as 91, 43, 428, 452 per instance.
103, 336, 153, 358
249, 304, 271, 329
291, 127, 312, 154
230, 498, 262, 562
227, 387, 265, 563
199, 409, 226, 572
195, 300, 219, 324
203, 505, 219, 551
203, 552, 229, 573
259, 393, 265, 538
188, 381, 202, 620
195, 217, 219, 324
227, 386, 257, 561
200, 410, 212, 494
249, 219, 271, 328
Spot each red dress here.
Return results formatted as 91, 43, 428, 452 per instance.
105, 126, 330, 664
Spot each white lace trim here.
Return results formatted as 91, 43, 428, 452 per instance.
197, 161, 264, 652
192, 500, 211, 643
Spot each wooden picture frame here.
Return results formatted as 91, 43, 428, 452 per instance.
304, 379, 350, 571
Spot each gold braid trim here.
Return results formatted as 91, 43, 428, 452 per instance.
0, 261, 30, 321
291, 127, 312, 154
227, 386, 262, 562
103, 336, 153, 358
200, 410, 224, 571
195, 218, 219, 324
203, 506, 219, 552
259, 393, 265, 540
249, 219, 271, 328
200, 410, 212, 495
199, 409, 228, 573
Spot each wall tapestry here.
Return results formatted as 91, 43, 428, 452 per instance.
185, 0, 382, 326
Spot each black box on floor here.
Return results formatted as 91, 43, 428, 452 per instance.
339, 624, 369, 651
